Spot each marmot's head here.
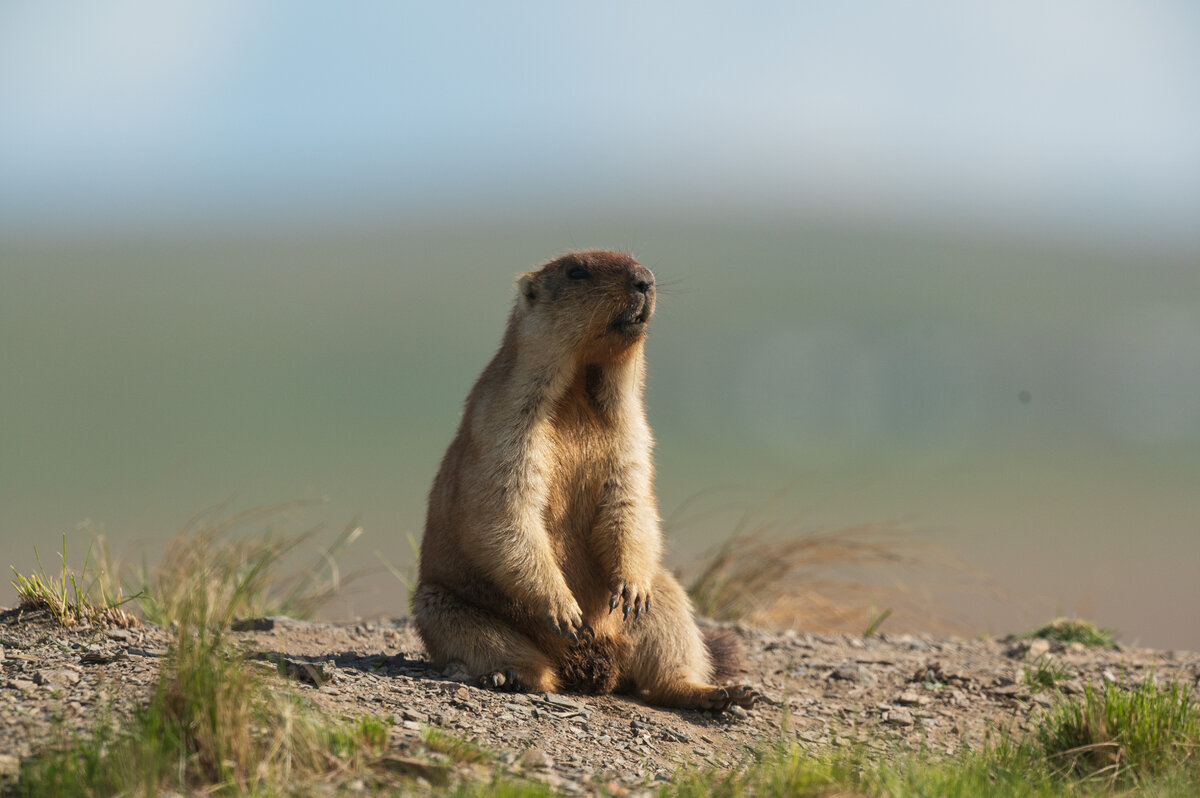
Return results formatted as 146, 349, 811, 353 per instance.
516, 251, 655, 359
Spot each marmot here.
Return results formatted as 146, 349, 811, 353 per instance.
412, 250, 756, 711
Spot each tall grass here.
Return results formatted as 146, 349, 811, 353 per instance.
1035, 678, 1200, 786
684, 515, 976, 635
133, 500, 363, 626
14, 503, 385, 796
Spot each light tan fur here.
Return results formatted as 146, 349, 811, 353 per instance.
412, 251, 756, 711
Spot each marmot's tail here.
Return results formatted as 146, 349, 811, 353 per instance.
703, 627, 743, 684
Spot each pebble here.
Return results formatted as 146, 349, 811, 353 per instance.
2, 609, 1194, 797
520, 747, 553, 770
991, 683, 1027, 696
33, 668, 81, 687
0, 753, 20, 779
542, 693, 586, 711
830, 662, 874, 683
230, 617, 276, 632
895, 690, 927, 706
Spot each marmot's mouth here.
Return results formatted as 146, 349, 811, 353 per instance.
612, 296, 652, 334
611, 310, 650, 336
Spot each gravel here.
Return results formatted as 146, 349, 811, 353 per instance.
2, 605, 1198, 793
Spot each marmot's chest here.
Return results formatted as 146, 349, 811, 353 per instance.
540, 405, 623, 532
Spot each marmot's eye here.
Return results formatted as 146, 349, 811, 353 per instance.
567, 267, 590, 280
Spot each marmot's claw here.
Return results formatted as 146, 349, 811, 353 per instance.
723, 684, 759, 710
569, 630, 579, 644
579, 622, 595, 643
623, 604, 631, 620
479, 667, 523, 692
609, 596, 619, 613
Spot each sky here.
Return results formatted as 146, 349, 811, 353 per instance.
1, 2, 1199, 244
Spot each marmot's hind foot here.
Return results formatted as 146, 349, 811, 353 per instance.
478, 668, 526, 692
694, 683, 759, 712
721, 684, 759, 710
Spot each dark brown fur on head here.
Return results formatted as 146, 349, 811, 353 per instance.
517, 251, 656, 356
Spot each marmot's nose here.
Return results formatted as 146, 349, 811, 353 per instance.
631, 267, 655, 295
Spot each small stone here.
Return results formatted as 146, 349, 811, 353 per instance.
401, 720, 421, 732
1027, 639, 1052, 659
104, 628, 132, 642
894, 634, 929, 651
454, 687, 470, 702
885, 708, 915, 726
0, 753, 20, 779
543, 692, 586, 711
992, 684, 1027, 697
378, 756, 450, 785
270, 656, 331, 686
230, 617, 275, 632
401, 708, 428, 724
520, 747, 553, 770
33, 668, 80, 687
728, 704, 748, 719
830, 662, 874, 683
896, 690, 926, 706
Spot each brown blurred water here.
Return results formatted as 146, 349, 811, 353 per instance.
3, 221, 1198, 649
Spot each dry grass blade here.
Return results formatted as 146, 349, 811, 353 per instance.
135, 500, 366, 627
689, 523, 913, 622
684, 501, 986, 635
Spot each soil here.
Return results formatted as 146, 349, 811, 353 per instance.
2, 606, 1198, 794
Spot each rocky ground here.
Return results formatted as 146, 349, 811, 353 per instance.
2, 605, 1198, 793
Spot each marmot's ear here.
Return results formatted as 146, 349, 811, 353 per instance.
518, 273, 538, 304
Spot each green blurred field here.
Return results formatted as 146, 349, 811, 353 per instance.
3, 221, 1197, 648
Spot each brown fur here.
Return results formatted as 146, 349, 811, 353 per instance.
412, 251, 757, 711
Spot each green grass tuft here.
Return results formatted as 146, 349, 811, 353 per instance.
14, 505, 385, 797
1034, 677, 1200, 787
10, 533, 140, 629
1024, 655, 1074, 693
1028, 617, 1117, 647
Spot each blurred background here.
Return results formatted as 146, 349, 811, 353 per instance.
2, 3, 1198, 648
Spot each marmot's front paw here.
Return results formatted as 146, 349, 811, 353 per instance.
545, 596, 594, 643
608, 579, 652, 621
